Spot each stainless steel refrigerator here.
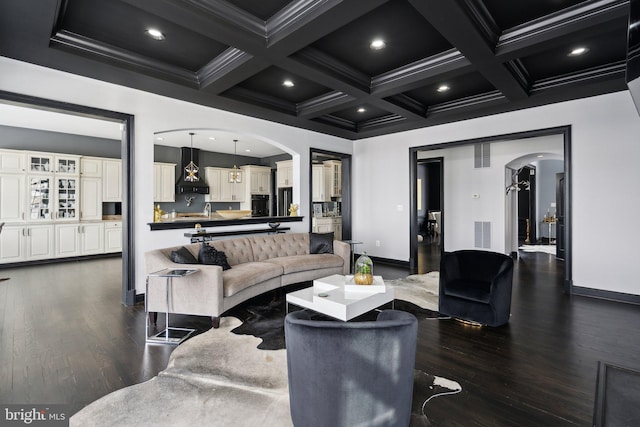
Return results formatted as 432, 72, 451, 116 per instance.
277, 187, 292, 216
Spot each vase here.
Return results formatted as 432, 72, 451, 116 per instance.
354, 252, 374, 285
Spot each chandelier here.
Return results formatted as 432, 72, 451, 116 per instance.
184, 132, 199, 182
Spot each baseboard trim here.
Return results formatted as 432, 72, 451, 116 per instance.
357, 254, 410, 269
573, 286, 640, 305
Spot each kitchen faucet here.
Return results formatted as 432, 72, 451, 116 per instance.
204, 202, 211, 216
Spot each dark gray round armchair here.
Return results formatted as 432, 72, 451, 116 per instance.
285, 310, 418, 427
438, 249, 514, 327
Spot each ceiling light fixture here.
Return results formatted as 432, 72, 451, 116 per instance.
145, 28, 165, 41
357, 107, 366, 113
208, 137, 216, 141
230, 139, 241, 183
370, 39, 386, 50
568, 46, 588, 56
283, 79, 295, 87
437, 85, 450, 93
184, 132, 199, 182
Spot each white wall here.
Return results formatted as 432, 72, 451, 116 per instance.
532, 159, 564, 239
354, 91, 640, 296
0, 57, 352, 293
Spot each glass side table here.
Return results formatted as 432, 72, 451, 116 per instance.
146, 268, 199, 345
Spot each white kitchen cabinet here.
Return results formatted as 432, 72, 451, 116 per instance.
80, 157, 103, 178
312, 164, 332, 202
80, 222, 104, 255
55, 223, 81, 257
205, 167, 245, 202
0, 225, 26, 263
27, 175, 78, 222
242, 165, 271, 195
0, 224, 55, 263
324, 160, 342, 198
0, 174, 26, 222
102, 159, 122, 202
204, 167, 221, 202
153, 162, 176, 202
80, 177, 102, 220
54, 176, 79, 221
104, 221, 122, 253
0, 149, 26, 173
54, 155, 80, 175
27, 152, 54, 174
276, 160, 293, 188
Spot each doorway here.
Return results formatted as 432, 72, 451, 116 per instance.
416, 158, 443, 274
409, 126, 572, 294
0, 91, 136, 305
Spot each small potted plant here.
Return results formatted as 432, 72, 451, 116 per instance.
354, 252, 374, 285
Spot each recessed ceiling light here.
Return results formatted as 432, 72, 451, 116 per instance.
357, 107, 366, 113
370, 39, 386, 50
208, 137, 216, 141
145, 28, 165, 41
155, 136, 163, 141
437, 85, 450, 93
537, 155, 544, 158
283, 80, 295, 87
245, 149, 251, 153
568, 46, 588, 56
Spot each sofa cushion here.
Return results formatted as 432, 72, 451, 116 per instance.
265, 254, 344, 275
251, 233, 309, 261
443, 279, 492, 304
310, 232, 334, 254
222, 262, 283, 297
198, 244, 231, 270
209, 238, 254, 266
169, 246, 198, 264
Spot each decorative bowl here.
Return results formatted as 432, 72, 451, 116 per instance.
268, 222, 281, 229
215, 209, 252, 219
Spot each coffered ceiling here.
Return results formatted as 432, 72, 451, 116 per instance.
0, 0, 631, 140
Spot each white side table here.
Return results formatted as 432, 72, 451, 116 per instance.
146, 268, 199, 345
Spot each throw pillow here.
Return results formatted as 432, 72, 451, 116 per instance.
198, 243, 231, 270
310, 232, 334, 254
169, 246, 198, 264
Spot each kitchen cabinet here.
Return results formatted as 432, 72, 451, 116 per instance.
80, 177, 102, 220
205, 167, 246, 202
153, 162, 176, 202
0, 149, 26, 173
80, 157, 103, 178
102, 159, 122, 202
0, 224, 55, 263
80, 222, 104, 255
242, 165, 271, 195
312, 164, 332, 202
55, 176, 79, 221
27, 152, 80, 176
0, 174, 26, 222
312, 217, 342, 240
324, 160, 342, 198
104, 221, 122, 253
276, 160, 293, 188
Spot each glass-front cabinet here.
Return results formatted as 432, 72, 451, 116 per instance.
56, 177, 78, 220
29, 176, 52, 221
27, 153, 80, 175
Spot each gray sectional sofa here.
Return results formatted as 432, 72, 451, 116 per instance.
145, 232, 350, 327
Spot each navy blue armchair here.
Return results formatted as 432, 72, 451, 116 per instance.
438, 250, 514, 327
285, 310, 418, 427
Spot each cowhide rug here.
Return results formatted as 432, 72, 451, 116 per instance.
71, 273, 460, 426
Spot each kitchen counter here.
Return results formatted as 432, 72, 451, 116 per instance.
147, 215, 303, 231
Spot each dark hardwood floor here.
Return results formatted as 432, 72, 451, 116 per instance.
1, 252, 638, 425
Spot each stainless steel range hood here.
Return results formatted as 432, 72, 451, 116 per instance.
176, 147, 209, 194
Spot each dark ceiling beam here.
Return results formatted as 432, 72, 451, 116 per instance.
529, 61, 626, 93
495, 0, 629, 60
409, 0, 529, 101
297, 92, 356, 118
50, 30, 200, 87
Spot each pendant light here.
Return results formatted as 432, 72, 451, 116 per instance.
184, 132, 199, 182
230, 139, 241, 183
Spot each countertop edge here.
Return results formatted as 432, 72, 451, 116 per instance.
147, 216, 304, 231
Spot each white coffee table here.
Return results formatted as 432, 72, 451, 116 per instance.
286, 274, 394, 321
